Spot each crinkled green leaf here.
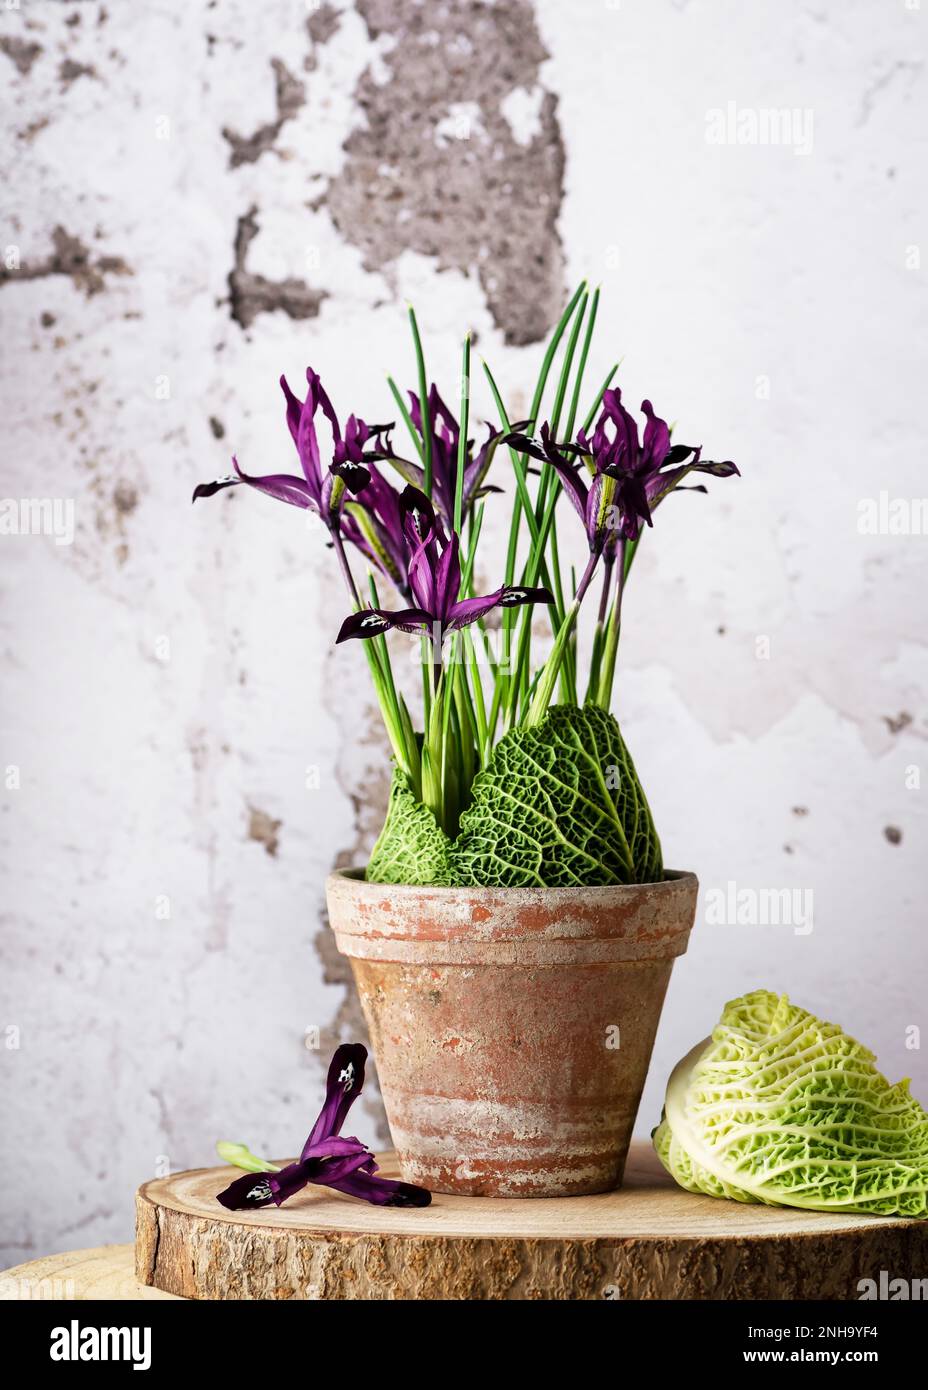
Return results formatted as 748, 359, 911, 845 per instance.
451, 704, 662, 887
653, 990, 928, 1219
366, 766, 454, 886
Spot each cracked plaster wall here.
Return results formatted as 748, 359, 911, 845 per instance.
1, 0, 926, 1264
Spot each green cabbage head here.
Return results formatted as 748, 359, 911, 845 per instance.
653, 990, 928, 1219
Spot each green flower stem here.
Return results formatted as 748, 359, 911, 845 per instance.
584, 553, 614, 704
527, 293, 598, 707
434, 650, 467, 837
550, 291, 587, 437
408, 305, 433, 498
440, 665, 454, 835
582, 364, 619, 434
564, 285, 600, 441
452, 658, 476, 811
482, 359, 562, 727
387, 375, 424, 464
595, 539, 633, 710
397, 692, 418, 781
546, 288, 601, 707
485, 651, 505, 745
332, 533, 417, 791
526, 393, 606, 732
514, 358, 620, 720
482, 364, 554, 721
482, 361, 561, 626
364, 642, 416, 790
525, 550, 600, 726
331, 528, 362, 608
367, 576, 420, 793
504, 478, 563, 727
455, 498, 491, 763
485, 287, 590, 721
533, 288, 587, 529
524, 599, 580, 727
529, 291, 589, 704
460, 499, 484, 593
467, 637, 489, 765
482, 361, 543, 555
420, 637, 432, 727
421, 674, 445, 829
597, 554, 613, 623
515, 280, 586, 539
499, 280, 586, 736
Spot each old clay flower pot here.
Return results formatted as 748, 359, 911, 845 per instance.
325, 869, 698, 1198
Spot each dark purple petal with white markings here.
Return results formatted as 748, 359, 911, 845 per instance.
447, 584, 553, 630
216, 1044, 432, 1212
335, 606, 433, 643
324, 1168, 432, 1207
192, 474, 241, 503
303, 1043, 368, 1153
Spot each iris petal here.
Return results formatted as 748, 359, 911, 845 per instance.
302, 1043, 368, 1153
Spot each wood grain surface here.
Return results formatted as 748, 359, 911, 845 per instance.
134, 1142, 928, 1300
1, 1244, 181, 1301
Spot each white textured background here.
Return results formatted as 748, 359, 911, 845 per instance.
2, 0, 926, 1266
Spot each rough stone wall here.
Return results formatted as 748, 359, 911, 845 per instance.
1, 0, 926, 1266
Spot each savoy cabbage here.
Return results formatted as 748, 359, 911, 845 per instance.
366, 703, 662, 888
654, 990, 928, 1219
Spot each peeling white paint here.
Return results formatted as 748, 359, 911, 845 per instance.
434, 101, 486, 146
500, 84, 545, 146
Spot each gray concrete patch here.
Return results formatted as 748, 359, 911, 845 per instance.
326, 0, 566, 345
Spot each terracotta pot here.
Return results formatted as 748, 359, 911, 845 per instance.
325, 869, 698, 1198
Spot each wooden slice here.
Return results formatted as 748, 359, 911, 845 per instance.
0, 1245, 182, 1300
135, 1143, 928, 1300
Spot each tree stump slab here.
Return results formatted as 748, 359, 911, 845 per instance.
1, 1245, 181, 1300
135, 1143, 928, 1300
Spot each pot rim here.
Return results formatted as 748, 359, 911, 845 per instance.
327, 866, 698, 902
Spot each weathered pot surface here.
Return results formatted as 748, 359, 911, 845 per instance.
325, 869, 698, 1198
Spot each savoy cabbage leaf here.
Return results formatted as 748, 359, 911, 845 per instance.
452, 704, 661, 887
365, 704, 662, 888
366, 766, 455, 886
653, 990, 928, 1219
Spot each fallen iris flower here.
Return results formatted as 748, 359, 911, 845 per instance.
335, 486, 552, 647
192, 368, 386, 531
216, 1043, 431, 1210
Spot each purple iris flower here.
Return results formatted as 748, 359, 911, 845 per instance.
335, 487, 553, 647
577, 389, 739, 541
342, 462, 413, 599
192, 369, 387, 532
384, 384, 502, 527
216, 1044, 431, 1211
504, 389, 738, 547
502, 422, 616, 558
